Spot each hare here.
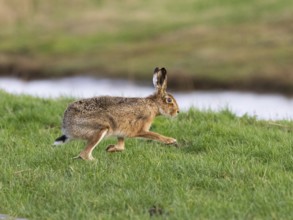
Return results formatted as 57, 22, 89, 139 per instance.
54, 67, 179, 160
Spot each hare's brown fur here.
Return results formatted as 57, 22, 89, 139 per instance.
54, 67, 179, 160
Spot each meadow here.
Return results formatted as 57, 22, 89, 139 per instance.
0, 0, 293, 93
0, 90, 293, 219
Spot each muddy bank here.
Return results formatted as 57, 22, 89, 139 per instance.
167, 72, 293, 95
0, 63, 292, 95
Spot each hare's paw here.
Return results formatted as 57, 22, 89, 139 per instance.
106, 144, 124, 153
165, 137, 177, 145
73, 152, 95, 160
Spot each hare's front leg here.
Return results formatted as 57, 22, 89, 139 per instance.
136, 131, 177, 145
106, 137, 125, 152
74, 129, 108, 160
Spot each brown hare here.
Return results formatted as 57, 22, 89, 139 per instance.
54, 67, 179, 160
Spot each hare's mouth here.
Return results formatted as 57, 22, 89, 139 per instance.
170, 111, 179, 118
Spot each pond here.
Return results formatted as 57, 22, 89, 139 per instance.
1, 76, 292, 120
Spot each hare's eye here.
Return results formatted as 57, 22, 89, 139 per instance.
166, 97, 172, 103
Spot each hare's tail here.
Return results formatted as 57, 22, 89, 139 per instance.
53, 135, 69, 146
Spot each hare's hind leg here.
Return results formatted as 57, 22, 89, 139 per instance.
74, 129, 108, 160
106, 137, 125, 153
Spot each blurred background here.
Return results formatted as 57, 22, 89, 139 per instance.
0, 0, 293, 119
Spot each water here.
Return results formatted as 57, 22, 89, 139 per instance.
0, 214, 27, 220
1, 76, 292, 120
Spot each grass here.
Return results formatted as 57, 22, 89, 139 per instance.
1, 90, 293, 219
0, 0, 293, 93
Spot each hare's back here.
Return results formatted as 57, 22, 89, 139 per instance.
67, 96, 143, 113
63, 96, 148, 123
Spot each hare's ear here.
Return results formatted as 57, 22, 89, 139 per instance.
153, 67, 167, 93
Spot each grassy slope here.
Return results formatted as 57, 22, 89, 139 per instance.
0, 0, 293, 92
0, 90, 293, 219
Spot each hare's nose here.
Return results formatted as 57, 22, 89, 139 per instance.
177, 110, 180, 114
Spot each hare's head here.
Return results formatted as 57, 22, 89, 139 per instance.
153, 67, 179, 117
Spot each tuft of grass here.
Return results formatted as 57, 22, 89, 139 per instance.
0, 90, 293, 219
